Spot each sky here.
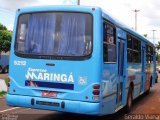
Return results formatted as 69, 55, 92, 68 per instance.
0, 0, 160, 44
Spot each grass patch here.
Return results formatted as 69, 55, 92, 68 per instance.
0, 91, 6, 97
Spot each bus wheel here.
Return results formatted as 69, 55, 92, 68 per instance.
145, 79, 152, 95
0, 66, 2, 73
4, 65, 9, 73
4, 67, 8, 73
145, 86, 150, 95
125, 86, 133, 113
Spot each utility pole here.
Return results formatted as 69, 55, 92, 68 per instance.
132, 9, 140, 31
152, 30, 156, 45
77, 0, 80, 5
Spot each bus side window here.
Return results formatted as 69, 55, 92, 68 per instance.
127, 34, 141, 63
146, 45, 153, 64
103, 21, 116, 63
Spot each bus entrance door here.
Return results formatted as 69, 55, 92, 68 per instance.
116, 39, 126, 106
141, 45, 146, 93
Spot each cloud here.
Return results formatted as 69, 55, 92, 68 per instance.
0, 0, 160, 43
0, 0, 75, 30
0, 0, 38, 11
0, 0, 76, 12
7, 24, 13, 31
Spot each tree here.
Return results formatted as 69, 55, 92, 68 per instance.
0, 23, 12, 53
155, 42, 160, 51
0, 23, 7, 31
155, 42, 160, 62
143, 34, 147, 38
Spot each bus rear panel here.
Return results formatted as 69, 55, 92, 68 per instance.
6, 5, 156, 116
6, 6, 103, 115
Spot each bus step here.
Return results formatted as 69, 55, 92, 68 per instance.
115, 105, 124, 112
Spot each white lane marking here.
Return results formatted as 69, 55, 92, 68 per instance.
13, 108, 31, 114
0, 107, 20, 113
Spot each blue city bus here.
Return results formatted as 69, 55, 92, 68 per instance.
6, 6, 157, 115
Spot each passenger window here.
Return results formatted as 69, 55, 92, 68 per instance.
103, 21, 116, 63
127, 34, 141, 63
146, 45, 153, 64
127, 35, 132, 49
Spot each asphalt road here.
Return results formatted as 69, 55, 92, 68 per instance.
0, 74, 160, 120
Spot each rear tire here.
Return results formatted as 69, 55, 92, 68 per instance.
125, 86, 133, 113
3, 65, 9, 73
145, 79, 152, 95
0, 66, 2, 73
156, 73, 158, 83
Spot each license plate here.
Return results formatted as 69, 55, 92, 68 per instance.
36, 101, 59, 107
42, 91, 57, 97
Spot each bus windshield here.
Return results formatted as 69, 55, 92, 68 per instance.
15, 12, 92, 58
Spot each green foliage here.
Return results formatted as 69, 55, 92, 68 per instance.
0, 23, 7, 30
155, 42, 160, 52
0, 91, 6, 96
155, 42, 160, 62
156, 55, 160, 62
143, 34, 147, 38
0, 23, 12, 53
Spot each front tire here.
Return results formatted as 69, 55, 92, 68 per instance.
125, 86, 133, 113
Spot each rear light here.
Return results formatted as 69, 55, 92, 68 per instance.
93, 84, 100, 89
7, 77, 10, 92
92, 84, 100, 100
93, 90, 100, 95
7, 77, 10, 87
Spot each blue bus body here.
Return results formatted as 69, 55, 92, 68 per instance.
6, 6, 156, 115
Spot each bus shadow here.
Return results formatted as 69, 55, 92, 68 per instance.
37, 90, 155, 120
37, 110, 125, 120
